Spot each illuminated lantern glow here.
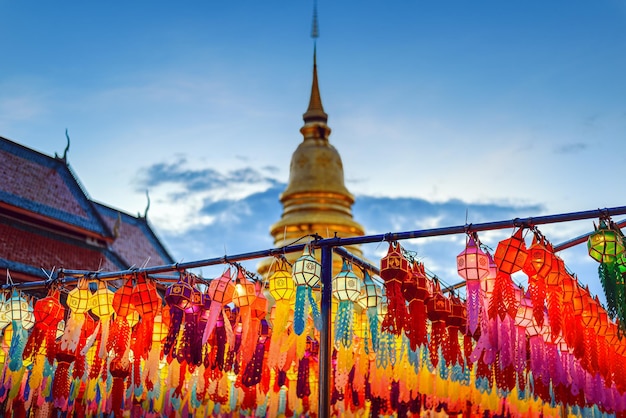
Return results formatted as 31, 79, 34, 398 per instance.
332, 260, 361, 347
379, 241, 410, 336
291, 244, 322, 335
494, 228, 528, 275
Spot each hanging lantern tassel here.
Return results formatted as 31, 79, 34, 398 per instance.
445, 296, 466, 366
131, 273, 161, 357
23, 288, 65, 364
232, 269, 258, 366
6, 290, 33, 372
203, 268, 235, 345
60, 279, 91, 354
427, 283, 451, 368
292, 244, 322, 336
164, 272, 196, 356
457, 234, 490, 336
380, 242, 410, 336
465, 278, 481, 337
268, 259, 295, 368
588, 219, 626, 324
332, 260, 361, 348
357, 270, 381, 352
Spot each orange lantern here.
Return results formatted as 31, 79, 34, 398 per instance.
131, 273, 161, 318
525, 235, 553, 279
494, 228, 528, 275
581, 292, 600, 328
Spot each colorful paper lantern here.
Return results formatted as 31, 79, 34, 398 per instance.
494, 228, 528, 274
90, 281, 114, 318
332, 260, 361, 347
588, 219, 625, 263
292, 244, 322, 335
268, 259, 295, 301
357, 270, 381, 351
203, 268, 235, 344
457, 235, 490, 281
332, 259, 362, 302
292, 243, 321, 287
379, 241, 410, 335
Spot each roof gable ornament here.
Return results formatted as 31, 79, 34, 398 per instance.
55, 129, 71, 163
141, 190, 151, 219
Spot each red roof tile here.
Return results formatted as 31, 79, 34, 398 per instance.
96, 205, 173, 268
0, 149, 88, 218
0, 221, 121, 273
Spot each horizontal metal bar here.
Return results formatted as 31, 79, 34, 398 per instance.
6, 205, 626, 292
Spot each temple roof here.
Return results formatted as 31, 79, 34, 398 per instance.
0, 135, 174, 281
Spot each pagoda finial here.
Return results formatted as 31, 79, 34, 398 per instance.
303, 0, 328, 124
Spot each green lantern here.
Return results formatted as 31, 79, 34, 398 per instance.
588, 219, 625, 263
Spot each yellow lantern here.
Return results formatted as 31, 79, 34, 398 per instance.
66, 279, 92, 314
268, 259, 295, 301
90, 281, 114, 318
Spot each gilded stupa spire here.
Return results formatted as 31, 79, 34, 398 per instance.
303, 45, 328, 124
257, 3, 365, 276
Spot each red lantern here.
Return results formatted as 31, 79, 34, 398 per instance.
23, 288, 65, 363
379, 241, 410, 335
525, 235, 552, 279
426, 283, 451, 368
131, 273, 160, 318
113, 278, 134, 318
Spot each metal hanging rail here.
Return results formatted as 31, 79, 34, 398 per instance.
3, 205, 626, 418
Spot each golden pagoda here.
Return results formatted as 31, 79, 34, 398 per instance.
259, 46, 365, 276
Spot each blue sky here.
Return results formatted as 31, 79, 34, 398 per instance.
2, 1, 626, 297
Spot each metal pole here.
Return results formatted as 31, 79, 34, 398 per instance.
318, 244, 333, 418
553, 217, 626, 252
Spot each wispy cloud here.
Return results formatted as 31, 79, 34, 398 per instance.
554, 142, 587, 154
